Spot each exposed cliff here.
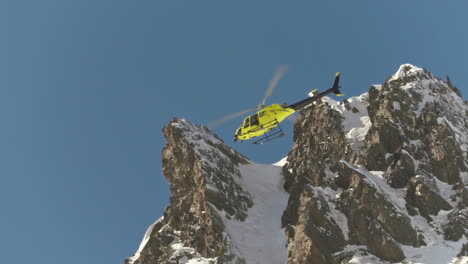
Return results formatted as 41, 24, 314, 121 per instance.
127, 64, 467, 264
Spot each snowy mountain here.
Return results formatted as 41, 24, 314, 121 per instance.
126, 64, 467, 264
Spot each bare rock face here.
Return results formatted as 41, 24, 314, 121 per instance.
286, 186, 347, 264
128, 64, 468, 264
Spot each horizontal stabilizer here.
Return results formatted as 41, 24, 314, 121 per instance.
334, 90, 344, 96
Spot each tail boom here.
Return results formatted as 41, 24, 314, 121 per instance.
288, 72, 342, 111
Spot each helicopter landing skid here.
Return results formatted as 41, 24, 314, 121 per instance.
253, 123, 285, 144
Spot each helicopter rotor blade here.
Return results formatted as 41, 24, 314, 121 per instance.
207, 106, 259, 128
260, 65, 288, 107
208, 66, 287, 129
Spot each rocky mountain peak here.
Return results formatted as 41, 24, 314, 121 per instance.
127, 65, 467, 264
388, 64, 426, 83
366, 63, 467, 185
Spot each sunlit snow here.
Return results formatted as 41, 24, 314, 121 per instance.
219, 161, 289, 264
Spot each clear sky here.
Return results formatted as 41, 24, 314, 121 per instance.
1, 1, 467, 264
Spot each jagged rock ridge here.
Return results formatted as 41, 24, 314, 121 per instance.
127, 64, 467, 264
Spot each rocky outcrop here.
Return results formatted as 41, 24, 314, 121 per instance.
365, 65, 467, 186
126, 119, 251, 264
285, 186, 347, 264
282, 103, 418, 262
128, 64, 468, 264
282, 64, 467, 263
406, 176, 452, 218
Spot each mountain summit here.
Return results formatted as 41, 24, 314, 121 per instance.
127, 64, 467, 264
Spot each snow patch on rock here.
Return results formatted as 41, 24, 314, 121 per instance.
322, 93, 371, 153
127, 217, 162, 264
388, 64, 425, 83
169, 236, 218, 264
308, 185, 349, 241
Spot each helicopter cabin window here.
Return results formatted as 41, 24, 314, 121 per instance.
259, 111, 266, 117
236, 128, 241, 135
243, 117, 250, 128
251, 113, 259, 126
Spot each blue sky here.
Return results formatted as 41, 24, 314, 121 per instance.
1, 1, 467, 264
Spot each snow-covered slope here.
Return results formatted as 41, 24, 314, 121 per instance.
218, 161, 289, 264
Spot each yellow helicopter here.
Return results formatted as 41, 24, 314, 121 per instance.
209, 67, 343, 144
